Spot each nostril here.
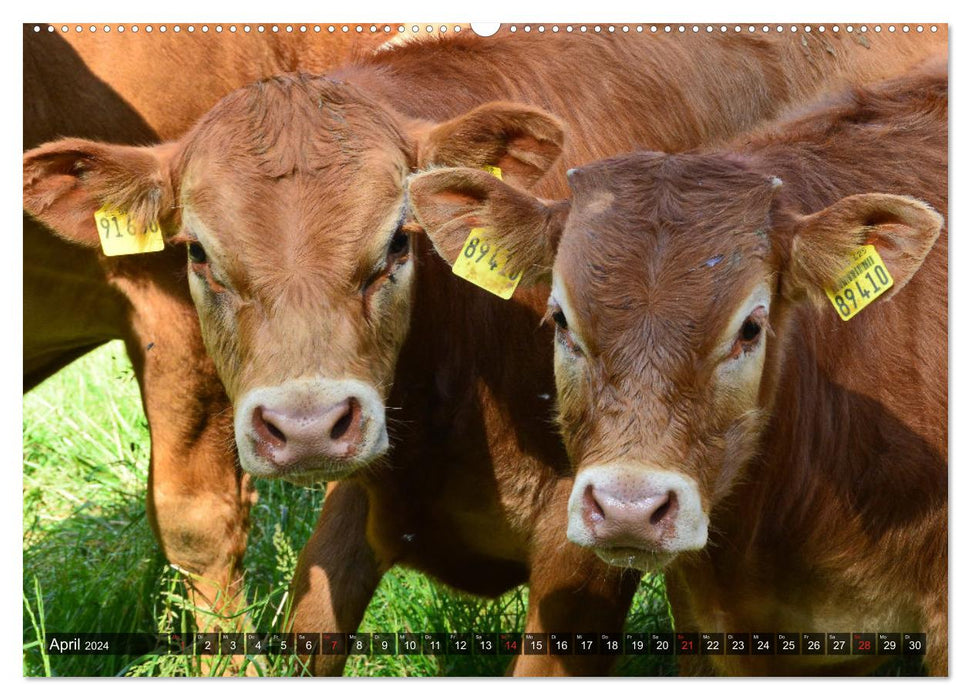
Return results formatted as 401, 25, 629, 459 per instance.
253, 406, 286, 447
583, 483, 606, 523
650, 490, 679, 526
329, 397, 360, 441
264, 418, 286, 443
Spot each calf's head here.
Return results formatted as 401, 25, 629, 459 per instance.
410, 153, 942, 569
23, 74, 563, 482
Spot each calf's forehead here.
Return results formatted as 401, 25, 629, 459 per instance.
554, 154, 777, 355
181, 153, 408, 241
184, 167, 408, 291
174, 73, 412, 249
176, 74, 411, 176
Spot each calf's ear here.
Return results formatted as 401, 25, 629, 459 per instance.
416, 102, 565, 190
408, 166, 567, 285
23, 138, 177, 248
785, 193, 943, 304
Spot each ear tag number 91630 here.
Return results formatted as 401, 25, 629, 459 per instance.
94, 205, 165, 257
825, 244, 894, 321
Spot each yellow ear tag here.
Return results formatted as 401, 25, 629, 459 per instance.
94, 205, 165, 256
482, 165, 503, 180
451, 228, 522, 300
825, 244, 894, 321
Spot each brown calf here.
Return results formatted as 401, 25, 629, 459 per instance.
24, 24, 389, 638
410, 61, 947, 675
25, 31, 945, 675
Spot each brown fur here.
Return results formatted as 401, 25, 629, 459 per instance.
23, 25, 390, 653
25, 30, 946, 676
413, 64, 947, 675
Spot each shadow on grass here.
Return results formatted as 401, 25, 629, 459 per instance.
23, 471, 678, 677
21, 345, 925, 677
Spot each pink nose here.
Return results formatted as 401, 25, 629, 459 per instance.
251, 397, 364, 467
581, 482, 679, 550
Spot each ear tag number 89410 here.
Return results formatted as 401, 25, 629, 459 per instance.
825, 244, 894, 321
452, 228, 523, 300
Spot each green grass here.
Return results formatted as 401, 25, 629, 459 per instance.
22, 341, 675, 677
22, 342, 924, 677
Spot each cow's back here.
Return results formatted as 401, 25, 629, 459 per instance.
349, 30, 946, 202
57, 26, 390, 140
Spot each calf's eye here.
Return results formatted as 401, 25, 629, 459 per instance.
388, 228, 410, 258
740, 317, 762, 343
546, 300, 583, 355
187, 242, 208, 264
728, 306, 768, 360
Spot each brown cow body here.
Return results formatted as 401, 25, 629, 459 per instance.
664, 65, 948, 676
411, 62, 947, 675
25, 30, 945, 676
24, 24, 389, 635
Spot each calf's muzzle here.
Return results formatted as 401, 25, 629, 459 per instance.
567, 464, 709, 570
234, 378, 388, 482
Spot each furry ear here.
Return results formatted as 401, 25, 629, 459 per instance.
416, 102, 565, 190
785, 193, 943, 304
408, 166, 567, 285
24, 138, 177, 247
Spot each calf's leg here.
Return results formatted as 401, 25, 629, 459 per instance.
121, 283, 254, 638
509, 478, 640, 676
663, 567, 716, 676
290, 481, 386, 676
922, 584, 948, 676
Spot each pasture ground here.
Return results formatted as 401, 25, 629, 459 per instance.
22, 342, 922, 677
21, 341, 675, 677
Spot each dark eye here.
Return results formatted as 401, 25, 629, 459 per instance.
728, 306, 768, 360
740, 318, 762, 343
187, 242, 208, 264
387, 228, 409, 258
547, 301, 583, 355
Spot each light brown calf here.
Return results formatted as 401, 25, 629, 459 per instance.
24, 24, 389, 637
410, 61, 947, 675
26, 31, 945, 675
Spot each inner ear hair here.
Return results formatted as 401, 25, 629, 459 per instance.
24, 139, 177, 239
418, 102, 565, 189
408, 166, 566, 282
785, 193, 943, 305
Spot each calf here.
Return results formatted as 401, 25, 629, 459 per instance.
25, 31, 945, 675
410, 62, 947, 675
24, 24, 390, 640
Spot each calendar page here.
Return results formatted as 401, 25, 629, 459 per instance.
22, 20, 948, 679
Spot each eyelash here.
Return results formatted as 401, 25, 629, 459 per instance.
727, 307, 767, 360
362, 227, 414, 317
172, 234, 227, 293
545, 303, 582, 355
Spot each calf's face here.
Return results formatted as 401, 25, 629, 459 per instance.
550, 157, 780, 570
172, 85, 416, 481
409, 152, 942, 570
23, 75, 563, 482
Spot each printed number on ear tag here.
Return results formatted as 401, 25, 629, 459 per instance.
94, 205, 165, 257
452, 228, 522, 300
825, 244, 894, 321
